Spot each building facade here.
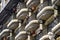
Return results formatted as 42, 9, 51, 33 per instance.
0, 0, 60, 40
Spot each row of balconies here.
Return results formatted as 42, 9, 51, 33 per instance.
0, 0, 60, 40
